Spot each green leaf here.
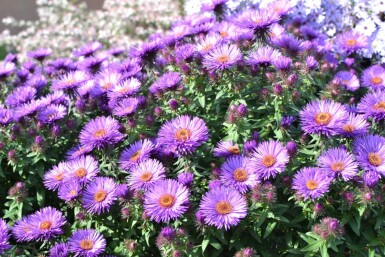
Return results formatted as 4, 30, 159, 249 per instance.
320, 244, 329, 257
198, 95, 206, 108
264, 222, 277, 239
301, 240, 324, 252
202, 238, 210, 253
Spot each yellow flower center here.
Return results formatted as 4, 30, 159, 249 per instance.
70, 190, 77, 196
331, 161, 344, 172
93, 129, 106, 138
102, 82, 112, 90
262, 155, 276, 167
215, 200, 232, 214
94, 190, 107, 202
346, 39, 357, 47
306, 180, 318, 190
227, 146, 240, 155
75, 168, 87, 178
371, 77, 383, 85
368, 152, 383, 166
140, 172, 153, 182
130, 150, 141, 161
342, 124, 355, 133
233, 168, 248, 182
159, 194, 175, 208
220, 31, 228, 37
54, 172, 63, 181
374, 102, 385, 111
80, 239, 94, 250
175, 128, 192, 142
217, 55, 229, 63
315, 112, 332, 125
39, 221, 52, 230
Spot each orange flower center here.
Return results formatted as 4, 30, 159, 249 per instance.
130, 150, 141, 161
140, 172, 153, 182
202, 44, 213, 51
371, 77, 383, 85
159, 194, 175, 208
75, 168, 87, 178
93, 129, 106, 138
331, 161, 344, 172
94, 190, 107, 202
217, 55, 229, 63
220, 31, 228, 37
65, 79, 75, 85
215, 200, 232, 215
80, 239, 94, 250
346, 39, 357, 47
262, 155, 276, 167
374, 102, 385, 111
227, 145, 240, 155
342, 124, 355, 133
119, 87, 130, 94
102, 82, 112, 90
233, 168, 248, 182
39, 221, 52, 230
306, 180, 318, 190
315, 112, 332, 125
175, 128, 192, 142
70, 190, 77, 196
54, 172, 63, 181
368, 152, 383, 166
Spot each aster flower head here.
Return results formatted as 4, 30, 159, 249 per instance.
175, 44, 196, 63
91, 70, 123, 97
73, 41, 103, 58
52, 71, 89, 91
119, 139, 155, 171
334, 71, 360, 91
338, 113, 369, 137
149, 72, 182, 95
143, 179, 190, 223
196, 33, 222, 55
112, 97, 139, 117
236, 9, 280, 35
272, 56, 292, 72
5, 86, 36, 108
300, 99, 348, 136
246, 46, 282, 68
37, 104, 66, 124
220, 155, 258, 194
107, 78, 141, 101
64, 155, 99, 185
82, 177, 117, 214
0, 108, 14, 125
0, 219, 11, 254
292, 167, 333, 200
27, 48, 52, 62
203, 44, 242, 72
213, 140, 241, 158
361, 65, 385, 90
317, 147, 358, 181
199, 186, 247, 230
357, 89, 385, 121
68, 229, 106, 257
363, 171, 380, 188
44, 162, 68, 191
127, 159, 166, 192
157, 115, 209, 156
79, 116, 124, 150
0, 61, 16, 79
335, 30, 368, 54
58, 180, 82, 202
49, 242, 69, 257
129, 41, 163, 62
353, 134, 385, 176
12, 215, 35, 242
201, 0, 228, 12
27, 207, 66, 241
66, 144, 93, 160
251, 140, 289, 180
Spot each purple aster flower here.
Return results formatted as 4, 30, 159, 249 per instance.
58, 180, 82, 202
334, 71, 360, 91
175, 44, 195, 63
337, 113, 369, 137
281, 116, 296, 129
202, 44, 242, 72
127, 159, 166, 191
246, 46, 282, 68
335, 30, 368, 54
272, 56, 292, 72
64, 155, 99, 185
196, 33, 222, 55
66, 144, 94, 160
273, 35, 305, 55
157, 115, 209, 156
91, 70, 123, 96
353, 134, 385, 176
361, 65, 385, 90
107, 78, 141, 101
212, 22, 239, 42
27, 207, 66, 241
0, 219, 10, 254
49, 57, 76, 72
44, 162, 68, 191
0, 61, 16, 79
149, 72, 182, 95
37, 104, 66, 124
199, 186, 247, 230
213, 140, 241, 158
79, 116, 124, 149
26, 74, 47, 89
220, 156, 258, 193
300, 25, 319, 40
49, 242, 69, 257
305, 56, 318, 70
292, 167, 333, 200
177, 172, 194, 187
119, 139, 155, 171
52, 71, 89, 91
12, 215, 35, 242
0, 109, 13, 125
78, 56, 107, 74
27, 48, 52, 62
357, 89, 385, 121
266, 0, 296, 15
129, 41, 163, 62
317, 147, 358, 181
143, 179, 190, 223
236, 9, 280, 35
68, 229, 106, 257
5, 86, 36, 108
112, 97, 139, 117
201, 0, 228, 12
363, 171, 380, 188
73, 41, 103, 58
251, 140, 289, 180
300, 100, 348, 136
82, 177, 117, 214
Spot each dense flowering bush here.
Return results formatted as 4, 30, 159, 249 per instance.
1, 0, 385, 256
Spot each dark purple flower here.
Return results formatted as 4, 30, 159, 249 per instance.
0, 219, 10, 254
73, 41, 103, 57
49, 242, 69, 257
27, 48, 52, 62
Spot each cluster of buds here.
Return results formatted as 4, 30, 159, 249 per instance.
226, 103, 248, 123
8, 182, 28, 202
234, 247, 257, 257
312, 217, 344, 239
251, 183, 277, 204
156, 226, 193, 256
